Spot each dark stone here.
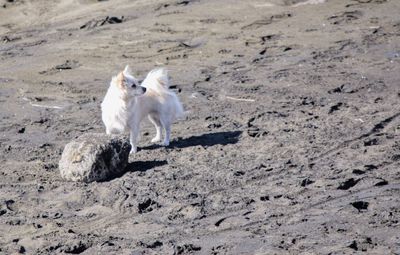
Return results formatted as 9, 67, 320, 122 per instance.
174, 244, 201, 255
374, 179, 388, 186
19, 246, 25, 254
337, 178, 359, 190
351, 201, 369, 212
138, 198, 160, 214
348, 240, 358, 251
63, 241, 88, 254
301, 178, 314, 187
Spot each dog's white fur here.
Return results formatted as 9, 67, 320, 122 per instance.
101, 65, 184, 154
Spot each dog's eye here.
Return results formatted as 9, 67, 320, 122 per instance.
131, 84, 136, 88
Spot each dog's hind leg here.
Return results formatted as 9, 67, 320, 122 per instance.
148, 114, 162, 143
163, 125, 171, 146
160, 118, 171, 146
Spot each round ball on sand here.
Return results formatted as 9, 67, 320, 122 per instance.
59, 133, 131, 182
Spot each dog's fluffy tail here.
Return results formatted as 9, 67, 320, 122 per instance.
141, 68, 170, 91
142, 68, 186, 120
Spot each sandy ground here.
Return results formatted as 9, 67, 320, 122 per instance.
0, 0, 400, 254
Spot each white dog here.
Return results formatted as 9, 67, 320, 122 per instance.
101, 65, 184, 153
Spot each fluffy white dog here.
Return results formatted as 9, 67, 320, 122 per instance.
101, 66, 184, 153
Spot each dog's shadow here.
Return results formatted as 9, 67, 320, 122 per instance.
141, 130, 242, 150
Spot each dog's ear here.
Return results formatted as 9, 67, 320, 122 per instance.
117, 72, 125, 86
118, 71, 125, 79
123, 65, 132, 76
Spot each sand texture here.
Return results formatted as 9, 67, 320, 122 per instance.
0, 0, 400, 254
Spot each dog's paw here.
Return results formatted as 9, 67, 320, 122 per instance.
161, 141, 170, 147
130, 147, 137, 154
151, 136, 161, 143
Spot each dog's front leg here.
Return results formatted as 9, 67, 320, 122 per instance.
129, 123, 140, 154
129, 129, 137, 154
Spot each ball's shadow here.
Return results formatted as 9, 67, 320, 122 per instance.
105, 160, 168, 181
125, 160, 168, 173
112, 131, 242, 180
